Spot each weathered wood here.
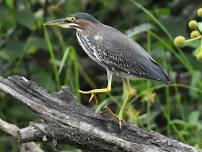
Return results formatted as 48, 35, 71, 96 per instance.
0, 118, 43, 152
0, 75, 200, 152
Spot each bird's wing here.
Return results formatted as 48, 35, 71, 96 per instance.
88, 25, 171, 84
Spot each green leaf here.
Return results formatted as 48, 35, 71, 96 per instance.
0, 6, 16, 29
160, 16, 186, 37
26, 37, 47, 54
154, 8, 170, 16
0, 51, 10, 60
32, 70, 56, 92
16, 9, 35, 29
3, 40, 24, 60
188, 111, 199, 124
5, 0, 14, 9
126, 23, 154, 37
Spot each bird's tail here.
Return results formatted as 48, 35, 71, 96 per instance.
148, 60, 172, 84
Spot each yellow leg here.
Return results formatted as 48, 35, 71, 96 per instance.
79, 86, 111, 104
118, 79, 136, 128
79, 69, 112, 104
104, 79, 136, 129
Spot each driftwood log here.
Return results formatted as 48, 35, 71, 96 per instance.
0, 75, 201, 152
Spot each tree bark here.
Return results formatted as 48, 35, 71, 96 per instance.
0, 75, 200, 152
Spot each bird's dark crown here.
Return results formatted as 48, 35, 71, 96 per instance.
68, 13, 100, 24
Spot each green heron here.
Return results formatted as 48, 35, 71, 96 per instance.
44, 12, 172, 127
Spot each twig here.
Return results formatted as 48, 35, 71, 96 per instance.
0, 118, 43, 152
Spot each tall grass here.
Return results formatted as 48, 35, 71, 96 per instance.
44, 27, 61, 89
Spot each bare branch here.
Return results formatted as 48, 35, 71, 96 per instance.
0, 118, 43, 152
0, 118, 19, 137
0, 75, 201, 152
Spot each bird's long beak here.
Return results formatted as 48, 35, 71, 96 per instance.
44, 18, 66, 25
44, 18, 79, 29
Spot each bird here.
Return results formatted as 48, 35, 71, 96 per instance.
44, 12, 172, 127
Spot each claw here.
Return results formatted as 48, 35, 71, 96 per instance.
89, 93, 98, 104
89, 94, 94, 102
104, 105, 124, 129
118, 117, 124, 129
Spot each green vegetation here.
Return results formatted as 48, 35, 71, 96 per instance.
0, 0, 202, 151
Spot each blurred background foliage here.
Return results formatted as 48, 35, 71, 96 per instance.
0, 0, 202, 151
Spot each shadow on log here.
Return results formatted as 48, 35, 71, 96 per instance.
0, 75, 201, 152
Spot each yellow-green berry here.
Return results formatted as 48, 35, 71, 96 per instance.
190, 30, 201, 38
174, 36, 186, 47
188, 20, 198, 29
197, 8, 202, 17
195, 47, 202, 61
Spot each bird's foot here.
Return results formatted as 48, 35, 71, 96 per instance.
104, 105, 124, 129
117, 116, 124, 129
79, 87, 111, 104
79, 90, 99, 104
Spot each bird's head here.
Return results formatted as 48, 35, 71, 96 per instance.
44, 12, 100, 30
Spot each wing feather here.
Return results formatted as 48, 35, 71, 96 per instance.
86, 25, 171, 84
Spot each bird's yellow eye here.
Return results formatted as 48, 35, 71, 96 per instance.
67, 16, 76, 22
